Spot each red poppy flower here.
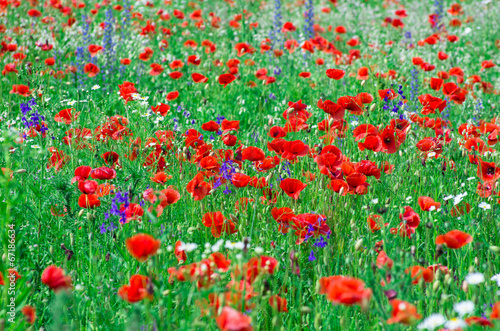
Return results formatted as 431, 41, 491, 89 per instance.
279, 178, 307, 200
221, 119, 240, 132
118, 275, 153, 303
84, 63, 100, 77
317, 99, 345, 119
169, 71, 183, 79
166, 91, 179, 101
41, 265, 72, 292
435, 230, 472, 249
54, 108, 80, 124
186, 173, 211, 201
477, 159, 500, 183
202, 211, 237, 238
418, 196, 441, 211
78, 194, 101, 208
406, 266, 433, 284
319, 276, 372, 306
387, 299, 422, 325
88, 44, 103, 57
232, 173, 251, 188
269, 295, 288, 312
192, 72, 208, 83
357, 67, 369, 80
399, 206, 420, 228
174, 241, 187, 263
91, 167, 116, 180
216, 306, 252, 331
149, 63, 164, 76
242, 146, 265, 162
219, 73, 236, 87
151, 103, 170, 116
21, 305, 36, 324
126, 234, 160, 262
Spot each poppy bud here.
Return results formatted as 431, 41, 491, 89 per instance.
268, 117, 274, 126
15, 169, 26, 173
489, 246, 500, 254
300, 306, 312, 314
433, 281, 440, 291
462, 280, 469, 292
444, 273, 452, 285
410, 245, 416, 257
272, 316, 280, 327
124, 174, 132, 182
355, 239, 364, 251
238, 223, 244, 234
70, 233, 74, 246
314, 314, 322, 329
87, 212, 95, 221
339, 187, 345, 196
360, 80, 366, 86
369, 103, 376, 112
474, 257, 479, 265
78, 209, 85, 218
50, 246, 54, 255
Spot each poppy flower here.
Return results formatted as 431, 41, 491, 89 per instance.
22, 306, 36, 324
88, 44, 103, 57
120, 58, 131, 65
10, 84, 31, 97
192, 73, 208, 83
41, 265, 72, 292
126, 234, 160, 262
27, 9, 42, 17
186, 173, 211, 201
118, 275, 153, 303
72, 165, 92, 183
477, 160, 500, 183
387, 299, 422, 325
242, 146, 265, 162
279, 178, 307, 200
219, 73, 236, 87
202, 212, 237, 238
232, 173, 251, 188
151, 103, 170, 116
418, 196, 441, 211
91, 167, 116, 180
399, 206, 420, 228
78, 194, 101, 208
319, 275, 372, 306
491, 302, 500, 319
357, 67, 369, 80
269, 295, 288, 312
169, 71, 183, 79
216, 306, 253, 331
317, 99, 345, 119
406, 266, 433, 284
78, 180, 98, 194
435, 230, 472, 249
54, 108, 80, 124
45, 57, 55, 66
481, 60, 495, 71
84, 63, 100, 77
282, 21, 296, 32
174, 241, 187, 263
149, 63, 164, 76
166, 91, 179, 101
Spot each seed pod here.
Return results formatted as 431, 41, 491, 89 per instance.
314, 313, 321, 329
462, 280, 469, 292
355, 239, 364, 251
300, 306, 312, 314
489, 246, 500, 254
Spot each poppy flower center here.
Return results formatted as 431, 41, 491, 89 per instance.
384, 138, 392, 143
487, 167, 495, 175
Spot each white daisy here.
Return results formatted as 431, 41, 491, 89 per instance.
490, 273, 500, 286
465, 272, 485, 285
453, 300, 474, 317
444, 318, 467, 330
417, 314, 446, 330
91, 85, 101, 90
479, 202, 491, 210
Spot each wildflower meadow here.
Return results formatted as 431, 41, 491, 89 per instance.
1, 0, 500, 329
